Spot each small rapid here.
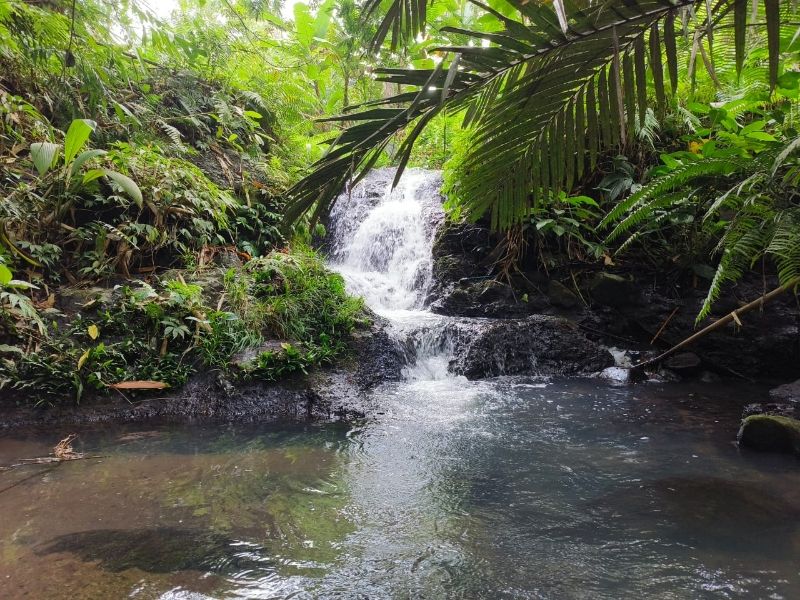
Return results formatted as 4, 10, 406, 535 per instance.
327, 168, 461, 380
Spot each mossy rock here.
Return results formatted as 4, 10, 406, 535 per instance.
738, 414, 800, 455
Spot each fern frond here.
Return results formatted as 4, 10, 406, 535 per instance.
601, 157, 745, 238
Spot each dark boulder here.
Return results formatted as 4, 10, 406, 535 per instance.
663, 352, 702, 375
548, 279, 581, 309
738, 414, 800, 455
429, 278, 548, 318
584, 274, 800, 380
451, 315, 614, 379
587, 272, 638, 307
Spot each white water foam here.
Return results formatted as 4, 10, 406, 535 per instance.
327, 169, 463, 381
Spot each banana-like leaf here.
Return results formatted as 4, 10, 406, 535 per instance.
29, 142, 61, 176
63, 119, 97, 166
84, 169, 143, 208
70, 149, 107, 176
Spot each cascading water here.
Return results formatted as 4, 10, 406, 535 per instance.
327, 168, 461, 380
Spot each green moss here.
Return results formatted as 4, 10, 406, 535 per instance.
738, 414, 800, 455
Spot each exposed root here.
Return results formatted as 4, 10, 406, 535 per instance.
493, 225, 526, 282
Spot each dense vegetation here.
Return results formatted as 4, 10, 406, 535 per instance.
0, 0, 369, 402
0, 0, 798, 404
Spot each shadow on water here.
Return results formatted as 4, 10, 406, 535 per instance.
592, 476, 800, 553
36, 527, 275, 575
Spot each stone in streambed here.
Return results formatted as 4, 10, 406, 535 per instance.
599, 366, 633, 384
662, 352, 702, 375
451, 315, 614, 379
738, 414, 800, 455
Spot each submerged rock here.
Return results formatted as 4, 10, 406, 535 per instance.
450, 315, 613, 379
738, 414, 800, 455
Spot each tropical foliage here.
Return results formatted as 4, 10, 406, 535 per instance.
288, 0, 798, 230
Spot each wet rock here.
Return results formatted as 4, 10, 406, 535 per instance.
429, 279, 547, 318
699, 370, 721, 383
588, 272, 638, 307
451, 315, 614, 379
738, 414, 800, 455
769, 379, 800, 404
57, 286, 115, 313
742, 403, 800, 420
349, 315, 405, 388
584, 274, 800, 379
663, 352, 702, 375
599, 366, 633, 384
230, 340, 287, 368
547, 280, 580, 308
0, 316, 402, 430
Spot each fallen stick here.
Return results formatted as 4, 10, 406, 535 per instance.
630, 277, 800, 375
650, 307, 679, 345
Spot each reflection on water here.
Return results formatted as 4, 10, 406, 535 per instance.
1, 379, 799, 599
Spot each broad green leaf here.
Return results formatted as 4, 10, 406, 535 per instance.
745, 131, 777, 141
70, 149, 107, 176
29, 142, 61, 176
102, 170, 144, 208
0, 264, 11, 285
293, 3, 314, 46
64, 119, 97, 166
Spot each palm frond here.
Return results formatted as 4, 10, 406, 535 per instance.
287, 0, 794, 230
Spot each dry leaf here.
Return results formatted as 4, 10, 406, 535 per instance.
108, 380, 169, 390
36, 293, 56, 309
87, 324, 99, 339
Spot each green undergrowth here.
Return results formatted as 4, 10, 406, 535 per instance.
0, 247, 366, 405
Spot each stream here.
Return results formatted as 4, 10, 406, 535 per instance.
1, 170, 798, 598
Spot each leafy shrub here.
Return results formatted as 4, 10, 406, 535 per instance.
0, 248, 365, 405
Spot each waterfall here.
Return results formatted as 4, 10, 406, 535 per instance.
327, 168, 460, 380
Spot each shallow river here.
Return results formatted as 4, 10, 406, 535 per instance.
1, 378, 799, 598
2, 169, 798, 598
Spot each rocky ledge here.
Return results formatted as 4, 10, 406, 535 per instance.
449, 315, 613, 379
0, 318, 405, 430
427, 219, 800, 381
